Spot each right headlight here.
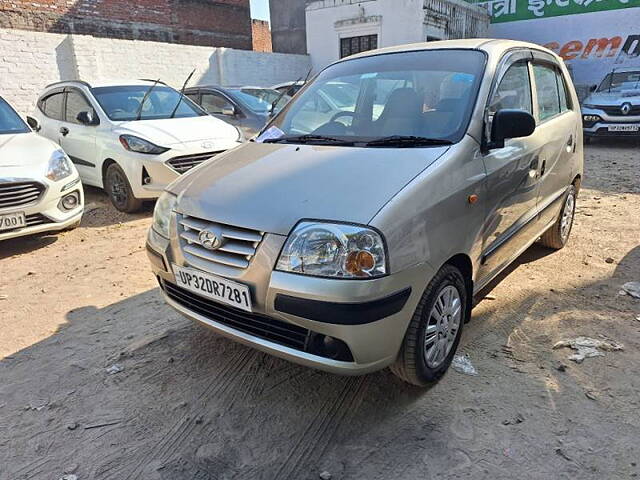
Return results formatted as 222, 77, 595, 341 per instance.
152, 192, 177, 238
276, 221, 387, 279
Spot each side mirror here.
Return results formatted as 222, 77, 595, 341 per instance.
26, 116, 41, 132
589, 84, 597, 92
222, 106, 236, 116
489, 109, 536, 150
76, 111, 98, 126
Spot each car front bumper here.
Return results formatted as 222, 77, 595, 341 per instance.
582, 109, 640, 137
123, 141, 242, 200
146, 227, 432, 375
0, 177, 84, 241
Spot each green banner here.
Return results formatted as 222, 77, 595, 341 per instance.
467, 0, 640, 23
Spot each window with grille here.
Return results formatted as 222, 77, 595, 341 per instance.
340, 35, 378, 58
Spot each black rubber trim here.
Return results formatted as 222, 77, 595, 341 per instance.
146, 243, 167, 272
274, 288, 411, 325
68, 155, 96, 168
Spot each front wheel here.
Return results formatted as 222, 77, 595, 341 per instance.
105, 163, 143, 213
390, 265, 468, 386
539, 185, 576, 250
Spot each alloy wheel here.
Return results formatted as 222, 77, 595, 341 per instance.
560, 192, 575, 242
424, 285, 462, 368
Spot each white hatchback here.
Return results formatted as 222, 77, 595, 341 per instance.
0, 96, 83, 241
31, 80, 242, 212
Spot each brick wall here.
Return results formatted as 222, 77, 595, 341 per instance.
252, 20, 272, 52
0, 28, 311, 115
0, 0, 252, 49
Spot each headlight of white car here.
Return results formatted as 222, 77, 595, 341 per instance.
120, 135, 169, 155
152, 192, 177, 238
276, 221, 387, 279
45, 149, 73, 182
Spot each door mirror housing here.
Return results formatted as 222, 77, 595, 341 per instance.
589, 84, 597, 92
26, 116, 41, 132
488, 109, 536, 150
76, 111, 98, 126
222, 106, 236, 116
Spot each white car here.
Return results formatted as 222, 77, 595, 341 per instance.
0, 95, 83, 241
31, 80, 242, 212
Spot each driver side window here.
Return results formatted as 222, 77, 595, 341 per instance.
489, 61, 532, 116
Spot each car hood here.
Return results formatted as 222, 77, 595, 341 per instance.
0, 132, 58, 173
584, 90, 640, 106
170, 142, 450, 235
116, 115, 239, 146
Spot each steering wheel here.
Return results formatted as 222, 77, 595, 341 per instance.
330, 111, 355, 124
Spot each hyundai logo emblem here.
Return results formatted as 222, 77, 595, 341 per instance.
621, 103, 632, 115
198, 228, 222, 250
201, 141, 215, 150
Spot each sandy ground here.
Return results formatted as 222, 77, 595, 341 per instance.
0, 141, 639, 480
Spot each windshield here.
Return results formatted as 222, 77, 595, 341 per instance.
597, 71, 640, 93
92, 85, 206, 121
0, 97, 30, 135
231, 88, 290, 114
265, 49, 486, 145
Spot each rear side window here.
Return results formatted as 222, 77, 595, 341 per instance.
533, 64, 561, 122
41, 92, 65, 120
489, 61, 532, 115
201, 93, 234, 115
66, 91, 95, 124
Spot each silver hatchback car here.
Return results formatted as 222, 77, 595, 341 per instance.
147, 39, 583, 386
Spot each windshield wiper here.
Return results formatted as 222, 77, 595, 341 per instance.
170, 69, 196, 119
136, 78, 161, 121
263, 134, 355, 145
365, 135, 453, 147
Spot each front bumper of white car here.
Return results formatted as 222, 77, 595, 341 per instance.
0, 176, 84, 241
121, 140, 242, 200
582, 107, 640, 138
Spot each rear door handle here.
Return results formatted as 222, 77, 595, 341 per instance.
60, 126, 69, 136
540, 159, 547, 177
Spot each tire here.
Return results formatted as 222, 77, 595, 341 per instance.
104, 163, 143, 213
390, 265, 468, 387
539, 185, 576, 250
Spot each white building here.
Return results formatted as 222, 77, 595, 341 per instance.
306, 0, 490, 71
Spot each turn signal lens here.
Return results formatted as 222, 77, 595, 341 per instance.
345, 250, 376, 277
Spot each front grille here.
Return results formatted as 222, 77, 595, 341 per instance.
0, 182, 45, 210
163, 281, 310, 351
167, 151, 222, 174
1, 214, 52, 233
178, 215, 264, 273
597, 105, 640, 116
26, 213, 52, 226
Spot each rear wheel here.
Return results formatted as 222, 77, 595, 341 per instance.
105, 163, 143, 213
390, 265, 467, 386
539, 185, 576, 250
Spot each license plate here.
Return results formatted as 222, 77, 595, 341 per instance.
608, 125, 639, 132
172, 265, 252, 312
0, 212, 26, 232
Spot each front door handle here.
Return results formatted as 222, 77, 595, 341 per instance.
60, 126, 69, 137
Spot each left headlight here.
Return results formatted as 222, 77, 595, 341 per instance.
152, 192, 177, 238
46, 150, 73, 182
276, 221, 387, 279
120, 135, 169, 155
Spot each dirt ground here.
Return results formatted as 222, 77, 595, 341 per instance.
1, 141, 639, 480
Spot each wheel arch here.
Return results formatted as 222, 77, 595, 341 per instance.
101, 158, 117, 183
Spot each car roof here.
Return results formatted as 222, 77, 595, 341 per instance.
606, 67, 640, 74
44, 79, 168, 90
340, 38, 558, 63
